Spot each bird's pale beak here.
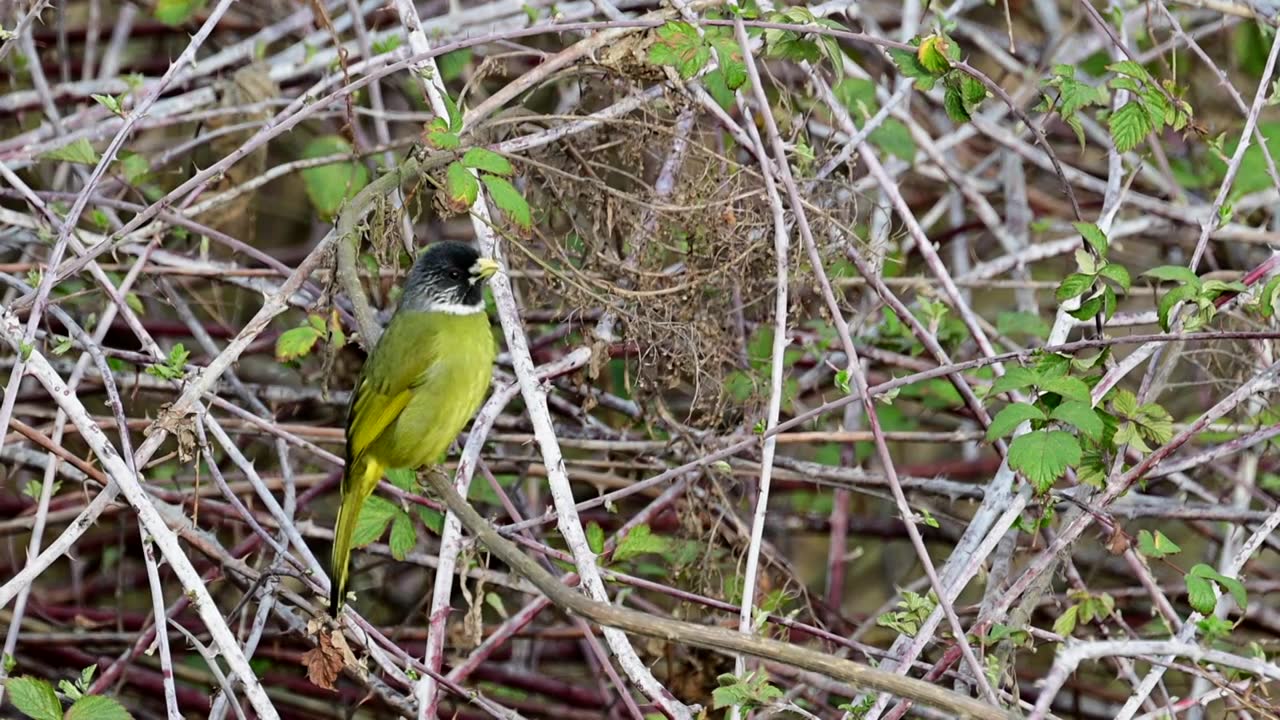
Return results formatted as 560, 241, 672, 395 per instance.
471, 257, 500, 282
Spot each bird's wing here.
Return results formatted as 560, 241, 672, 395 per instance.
344, 311, 439, 468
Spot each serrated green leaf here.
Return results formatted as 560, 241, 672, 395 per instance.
887, 44, 937, 91
871, 119, 916, 161
1067, 294, 1103, 321
6, 676, 62, 720
917, 35, 952, 74
444, 161, 479, 212
1040, 375, 1091, 403
702, 68, 736, 110
1108, 60, 1151, 81
461, 147, 513, 176
1074, 222, 1109, 257
586, 522, 605, 555
943, 85, 970, 123
437, 49, 471, 81
389, 511, 416, 560
613, 524, 671, 563
1143, 264, 1202, 286
1050, 401, 1104, 441
1008, 430, 1082, 492
1098, 263, 1131, 292
352, 495, 398, 547
1052, 604, 1079, 637
154, 0, 205, 25
1109, 101, 1153, 153
418, 506, 444, 535
66, 694, 133, 720
300, 136, 369, 220
985, 402, 1046, 441
961, 74, 986, 106
442, 92, 462, 132
118, 152, 149, 185
1157, 283, 1197, 332
1190, 564, 1247, 612
385, 468, 416, 492
997, 311, 1051, 340
1056, 273, 1094, 302
481, 175, 532, 230
649, 21, 710, 79
989, 366, 1039, 397
275, 325, 322, 362
1185, 573, 1217, 615
41, 138, 99, 165
1137, 529, 1181, 559
1258, 273, 1280, 318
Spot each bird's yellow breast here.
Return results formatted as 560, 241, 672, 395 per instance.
358, 309, 496, 470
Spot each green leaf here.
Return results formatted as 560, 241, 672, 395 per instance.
943, 84, 970, 123
300, 136, 369, 221
1056, 273, 1094, 302
1074, 222, 1109, 257
1109, 101, 1153, 153
1143, 265, 1202, 287
1039, 375, 1091, 403
989, 366, 1039, 397
1068, 294, 1103, 321
917, 35, 953, 74
371, 36, 402, 56
275, 324, 322, 363
613, 524, 671, 563
1098, 263, 1131, 292
389, 511, 416, 560
6, 676, 62, 720
41, 138, 99, 165
1052, 604, 1079, 637
424, 118, 460, 150
443, 162, 479, 212
91, 93, 123, 116
887, 44, 936, 91
1137, 529, 1182, 559
1258, 273, 1280, 318
985, 402, 1046, 441
352, 495, 398, 547
586, 522, 605, 555
871, 119, 916, 161
442, 93, 462, 132
418, 506, 444, 535
997, 311, 1051, 340
461, 147, 513, 176
1108, 60, 1152, 81
706, 31, 747, 90
385, 467, 416, 492
481, 175, 532, 231
1049, 401, 1103, 441
648, 22, 710, 79
702, 68, 737, 110
154, 0, 205, 25
1008, 430, 1082, 492
66, 695, 133, 720
1185, 572, 1217, 615
1157, 283, 1197, 332
1189, 563, 1248, 612
437, 49, 472, 81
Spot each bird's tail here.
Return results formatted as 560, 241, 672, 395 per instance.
330, 457, 383, 616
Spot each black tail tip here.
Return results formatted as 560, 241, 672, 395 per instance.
329, 583, 343, 617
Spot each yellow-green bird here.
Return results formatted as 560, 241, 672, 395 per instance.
330, 241, 499, 615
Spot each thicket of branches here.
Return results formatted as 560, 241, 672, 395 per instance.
3, 0, 1280, 718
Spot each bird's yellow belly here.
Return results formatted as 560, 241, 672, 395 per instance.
368, 319, 495, 469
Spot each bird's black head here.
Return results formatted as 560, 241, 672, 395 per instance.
399, 241, 500, 313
